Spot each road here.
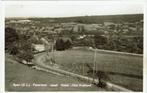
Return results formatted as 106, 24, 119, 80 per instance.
6, 53, 105, 91
33, 52, 133, 91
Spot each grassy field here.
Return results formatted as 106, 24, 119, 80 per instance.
5, 53, 106, 91
44, 48, 143, 91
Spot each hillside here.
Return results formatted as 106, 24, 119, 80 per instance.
5, 53, 105, 91
28, 14, 143, 24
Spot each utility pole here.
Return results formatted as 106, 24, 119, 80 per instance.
51, 34, 56, 64
93, 48, 97, 82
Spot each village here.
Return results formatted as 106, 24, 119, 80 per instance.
5, 14, 143, 91
5, 15, 143, 54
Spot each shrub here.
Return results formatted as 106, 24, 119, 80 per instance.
55, 37, 72, 51
17, 51, 33, 62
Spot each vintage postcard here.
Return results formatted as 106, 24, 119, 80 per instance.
4, 1, 145, 92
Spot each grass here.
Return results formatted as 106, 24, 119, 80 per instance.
5, 53, 105, 91
45, 48, 143, 91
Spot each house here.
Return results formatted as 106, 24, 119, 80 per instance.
33, 44, 45, 52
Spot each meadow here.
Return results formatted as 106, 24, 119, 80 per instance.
45, 48, 143, 91
5, 53, 105, 91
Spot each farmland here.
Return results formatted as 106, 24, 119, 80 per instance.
43, 48, 143, 91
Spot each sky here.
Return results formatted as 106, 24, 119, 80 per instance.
5, 1, 144, 18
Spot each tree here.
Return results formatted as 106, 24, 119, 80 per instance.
94, 35, 107, 49
8, 45, 19, 55
64, 39, 72, 49
55, 38, 65, 50
5, 27, 34, 62
5, 27, 19, 50
86, 63, 109, 88
55, 37, 72, 51
95, 71, 109, 87
16, 35, 34, 62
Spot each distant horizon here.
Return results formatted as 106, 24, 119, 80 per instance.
5, 13, 143, 19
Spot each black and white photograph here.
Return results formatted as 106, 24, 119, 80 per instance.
4, 1, 145, 92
